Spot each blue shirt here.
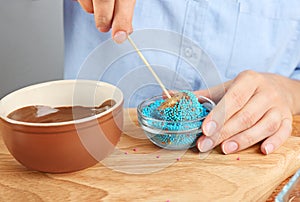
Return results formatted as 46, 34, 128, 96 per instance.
64, 0, 300, 107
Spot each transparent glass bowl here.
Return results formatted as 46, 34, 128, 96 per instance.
276, 169, 300, 201
137, 95, 215, 150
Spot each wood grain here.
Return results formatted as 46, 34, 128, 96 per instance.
1, 109, 300, 201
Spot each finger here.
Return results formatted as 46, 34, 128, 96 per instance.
260, 118, 292, 155
112, 0, 136, 43
220, 108, 283, 154
194, 81, 231, 103
216, 92, 272, 142
78, 0, 94, 13
202, 71, 259, 137
197, 135, 214, 153
93, 0, 115, 32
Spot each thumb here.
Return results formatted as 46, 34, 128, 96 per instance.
112, 0, 136, 44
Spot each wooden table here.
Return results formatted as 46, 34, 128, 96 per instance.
1, 110, 300, 201
266, 113, 300, 202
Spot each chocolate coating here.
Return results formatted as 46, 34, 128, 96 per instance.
7, 99, 116, 123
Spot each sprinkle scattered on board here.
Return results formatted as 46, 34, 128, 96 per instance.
236, 157, 240, 160
133, 148, 137, 152
124, 151, 128, 155
156, 155, 160, 159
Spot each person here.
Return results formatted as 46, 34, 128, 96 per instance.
64, 0, 300, 155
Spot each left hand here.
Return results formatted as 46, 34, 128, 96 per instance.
195, 70, 299, 155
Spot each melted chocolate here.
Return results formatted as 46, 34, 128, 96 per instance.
7, 99, 116, 123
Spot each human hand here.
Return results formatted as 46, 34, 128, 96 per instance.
195, 70, 299, 155
77, 0, 136, 43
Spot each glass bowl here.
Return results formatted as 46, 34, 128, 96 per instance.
137, 94, 215, 150
276, 169, 300, 201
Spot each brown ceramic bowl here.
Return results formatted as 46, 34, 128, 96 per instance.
0, 80, 124, 173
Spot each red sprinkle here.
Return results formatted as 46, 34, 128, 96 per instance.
156, 155, 160, 158
236, 157, 240, 160
124, 152, 128, 155
133, 148, 137, 152
176, 158, 180, 161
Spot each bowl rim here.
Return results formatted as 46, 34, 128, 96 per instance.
0, 79, 124, 127
137, 94, 215, 125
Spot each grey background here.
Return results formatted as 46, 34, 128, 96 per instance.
0, 0, 64, 98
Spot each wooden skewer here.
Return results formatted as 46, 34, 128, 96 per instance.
127, 35, 171, 98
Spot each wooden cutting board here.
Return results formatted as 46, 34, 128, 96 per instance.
0, 109, 300, 201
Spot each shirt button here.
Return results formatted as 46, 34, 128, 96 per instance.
184, 47, 193, 58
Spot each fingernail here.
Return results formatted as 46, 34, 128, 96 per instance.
113, 31, 127, 44
264, 143, 274, 155
198, 138, 214, 152
204, 121, 217, 136
223, 141, 238, 154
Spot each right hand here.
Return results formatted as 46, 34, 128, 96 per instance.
195, 71, 298, 155
77, 0, 136, 44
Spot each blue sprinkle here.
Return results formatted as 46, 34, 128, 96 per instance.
141, 90, 209, 149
